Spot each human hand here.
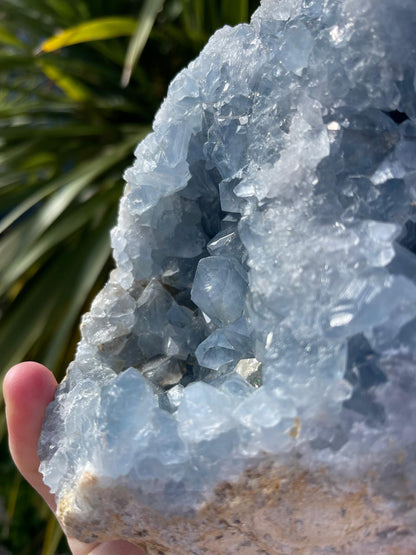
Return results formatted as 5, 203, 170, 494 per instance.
3, 362, 145, 555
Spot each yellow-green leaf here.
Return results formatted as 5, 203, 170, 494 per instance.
0, 24, 25, 49
38, 16, 138, 53
122, 0, 165, 87
41, 513, 63, 555
37, 60, 91, 102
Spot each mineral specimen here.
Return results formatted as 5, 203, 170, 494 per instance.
39, 0, 416, 552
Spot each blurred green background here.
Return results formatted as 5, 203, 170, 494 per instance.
0, 1, 260, 553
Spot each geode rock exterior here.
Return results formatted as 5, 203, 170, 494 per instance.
39, 0, 416, 551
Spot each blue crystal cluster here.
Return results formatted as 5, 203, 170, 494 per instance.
40, 0, 416, 520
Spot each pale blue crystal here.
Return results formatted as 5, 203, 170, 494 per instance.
195, 317, 253, 372
191, 256, 248, 325
176, 382, 234, 442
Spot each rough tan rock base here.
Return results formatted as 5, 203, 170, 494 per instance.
57, 458, 416, 554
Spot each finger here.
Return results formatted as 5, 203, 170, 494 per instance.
3, 361, 58, 512
68, 537, 145, 555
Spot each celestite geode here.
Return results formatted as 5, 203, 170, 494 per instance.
39, 0, 416, 552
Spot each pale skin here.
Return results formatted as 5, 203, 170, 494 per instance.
3, 362, 144, 555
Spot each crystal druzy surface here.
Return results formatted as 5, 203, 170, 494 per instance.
40, 0, 416, 548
